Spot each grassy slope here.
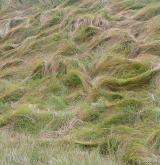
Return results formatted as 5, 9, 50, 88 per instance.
0, 0, 160, 164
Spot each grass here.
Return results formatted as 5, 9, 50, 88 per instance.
122, 143, 149, 165
140, 41, 160, 56
56, 40, 81, 56
72, 13, 109, 32
134, 2, 160, 21
64, 69, 91, 92
0, 131, 116, 165
147, 129, 160, 152
111, 0, 160, 11
74, 26, 98, 43
31, 61, 45, 79
0, 0, 160, 164
99, 135, 124, 155
63, 0, 79, 7
43, 10, 64, 28
88, 28, 136, 57
93, 56, 149, 78
0, 104, 74, 134
143, 15, 160, 41
93, 67, 160, 90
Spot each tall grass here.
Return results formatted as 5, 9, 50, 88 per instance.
0, 0, 160, 164
0, 0, 64, 9
0, 132, 117, 165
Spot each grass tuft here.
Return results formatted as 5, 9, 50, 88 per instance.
74, 26, 98, 43
134, 2, 160, 21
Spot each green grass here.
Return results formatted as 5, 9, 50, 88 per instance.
0, 104, 74, 134
1, 0, 160, 164
0, 132, 116, 165
93, 56, 149, 78
93, 67, 160, 90
74, 26, 97, 43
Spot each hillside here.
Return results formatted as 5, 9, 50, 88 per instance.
0, 0, 160, 164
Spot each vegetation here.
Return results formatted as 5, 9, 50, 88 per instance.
0, 0, 160, 164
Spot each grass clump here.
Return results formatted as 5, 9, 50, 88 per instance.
29, 34, 60, 51
99, 135, 124, 155
13, 108, 53, 133
72, 14, 109, 31
118, 99, 142, 112
30, 60, 66, 80
134, 2, 160, 21
140, 41, 160, 56
45, 10, 64, 27
0, 101, 10, 114
123, 143, 149, 165
57, 40, 81, 56
42, 95, 68, 111
0, 85, 26, 103
112, 40, 137, 57
64, 69, 91, 92
101, 113, 134, 126
0, 105, 33, 127
79, 109, 101, 122
89, 29, 136, 56
74, 26, 98, 43
89, 88, 124, 102
74, 126, 106, 143
31, 61, 45, 79
113, 0, 160, 11
0, 59, 23, 70
93, 56, 149, 78
63, 0, 79, 7
147, 129, 160, 152
0, 105, 74, 134
15, 110, 73, 134
23, 77, 69, 110
93, 67, 160, 90
98, 8, 112, 20
6, 26, 40, 44
76, 103, 105, 122
142, 15, 160, 42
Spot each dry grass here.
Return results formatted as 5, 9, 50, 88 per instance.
0, 0, 160, 164
134, 2, 160, 21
